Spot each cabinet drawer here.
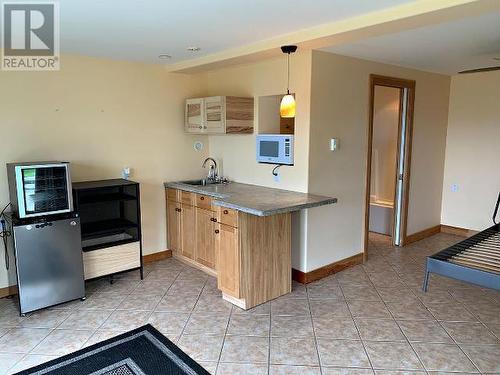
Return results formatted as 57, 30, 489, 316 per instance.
83, 242, 140, 280
181, 191, 195, 206
217, 207, 238, 227
196, 194, 212, 210
166, 188, 180, 202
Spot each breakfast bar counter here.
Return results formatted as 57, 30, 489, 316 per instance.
164, 181, 337, 216
164, 181, 337, 310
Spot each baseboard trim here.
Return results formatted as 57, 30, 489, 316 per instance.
173, 252, 218, 278
0, 285, 18, 299
406, 225, 442, 245
142, 249, 172, 264
292, 253, 364, 284
440, 224, 478, 237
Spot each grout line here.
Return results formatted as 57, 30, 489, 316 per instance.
214, 300, 233, 374
340, 271, 375, 374
366, 241, 430, 374
267, 300, 272, 375
306, 284, 324, 374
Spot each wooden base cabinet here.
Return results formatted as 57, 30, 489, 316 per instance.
166, 190, 217, 271
196, 208, 216, 269
216, 223, 240, 298
180, 204, 196, 260
166, 188, 292, 310
218, 212, 292, 310
167, 201, 181, 252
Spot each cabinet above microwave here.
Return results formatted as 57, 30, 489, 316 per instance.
185, 96, 254, 135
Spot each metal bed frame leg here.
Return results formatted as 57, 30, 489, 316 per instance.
422, 270, 430, 292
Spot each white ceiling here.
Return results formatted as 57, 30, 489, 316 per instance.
57, 0, 417, 64
322, 11, 500, 75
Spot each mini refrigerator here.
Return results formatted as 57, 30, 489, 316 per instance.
12, 214, 85, 315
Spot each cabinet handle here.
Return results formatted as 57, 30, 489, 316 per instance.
214, 229, 220, 234
200, 196, 205, 200
223, 210, 228, 214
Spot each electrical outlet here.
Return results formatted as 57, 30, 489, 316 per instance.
273, 172, 280, 183
451, 183, 459, 193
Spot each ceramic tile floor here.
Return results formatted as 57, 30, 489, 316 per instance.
0, 232, 499, 374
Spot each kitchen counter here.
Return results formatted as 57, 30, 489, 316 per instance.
164, 181, 337, 216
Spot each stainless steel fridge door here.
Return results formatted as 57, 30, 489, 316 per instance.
13, 217, 85, 314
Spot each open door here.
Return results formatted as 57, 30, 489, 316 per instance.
364, 75, 416, 257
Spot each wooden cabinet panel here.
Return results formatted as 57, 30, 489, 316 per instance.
196, 208, 216, 269
217, 207, 238, 228
196, 194, 212, 210
280, 116, 295, 135
216, 223, 240, 298
185, 98, 204, 133
204, 96, 225, 134
83, 242, 140, 280
167, 188, 180, 203
225, 96, 254, 134
181, 204, 196, 260
181, 191, 195, 206
185, 96, 253, 134
167, 201, 181, 252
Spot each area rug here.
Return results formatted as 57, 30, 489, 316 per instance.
16, 324, 210, 375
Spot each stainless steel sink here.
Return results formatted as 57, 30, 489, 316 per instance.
180, 179, 229, 186
180, 179, 210, 186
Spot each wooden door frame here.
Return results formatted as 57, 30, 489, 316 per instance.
364, 74, 416, 260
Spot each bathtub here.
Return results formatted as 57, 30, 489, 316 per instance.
369, 198, 394, 235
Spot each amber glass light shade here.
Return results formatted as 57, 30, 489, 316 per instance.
280, 94, 296, 118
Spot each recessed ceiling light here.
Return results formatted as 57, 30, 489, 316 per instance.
187, 47, 201, 52
158, 54, 171, 60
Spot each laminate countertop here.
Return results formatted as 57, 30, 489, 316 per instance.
164, 181, 337, 216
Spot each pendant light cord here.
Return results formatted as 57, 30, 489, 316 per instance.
286, 52, 290, 95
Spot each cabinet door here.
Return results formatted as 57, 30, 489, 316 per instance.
204, 96, 225, 134
196, 208, 216, 269
216, 223, 240, 298
167, 201, 181, 252
185, 98, 204, 133
181, 204, 196, 260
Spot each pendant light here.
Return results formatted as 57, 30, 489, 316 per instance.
280, 45, 297, 118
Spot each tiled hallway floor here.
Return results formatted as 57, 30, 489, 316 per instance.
0, 233, 499, 374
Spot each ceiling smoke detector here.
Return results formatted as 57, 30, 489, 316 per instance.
158, 54, 171, 60
187, 46, 201, 52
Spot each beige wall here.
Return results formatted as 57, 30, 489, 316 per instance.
205, 52, 312, 193
306, 51, 450, 271
371, 86, 400, 203
203, 52, 313, 271
0, 55, 209, 288
441, 71, 500, 230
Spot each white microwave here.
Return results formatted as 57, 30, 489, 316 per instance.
256, 134, 294, 165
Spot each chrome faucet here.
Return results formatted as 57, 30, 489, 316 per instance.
202, 157, 218, 182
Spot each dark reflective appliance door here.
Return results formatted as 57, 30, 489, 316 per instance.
22, 166, 69, 215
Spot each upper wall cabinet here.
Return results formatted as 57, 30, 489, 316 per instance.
185, 96, 254, 134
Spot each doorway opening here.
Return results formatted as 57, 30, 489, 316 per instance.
364, 75, 415, 256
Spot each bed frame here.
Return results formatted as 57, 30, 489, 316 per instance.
423, 194, 500, 292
